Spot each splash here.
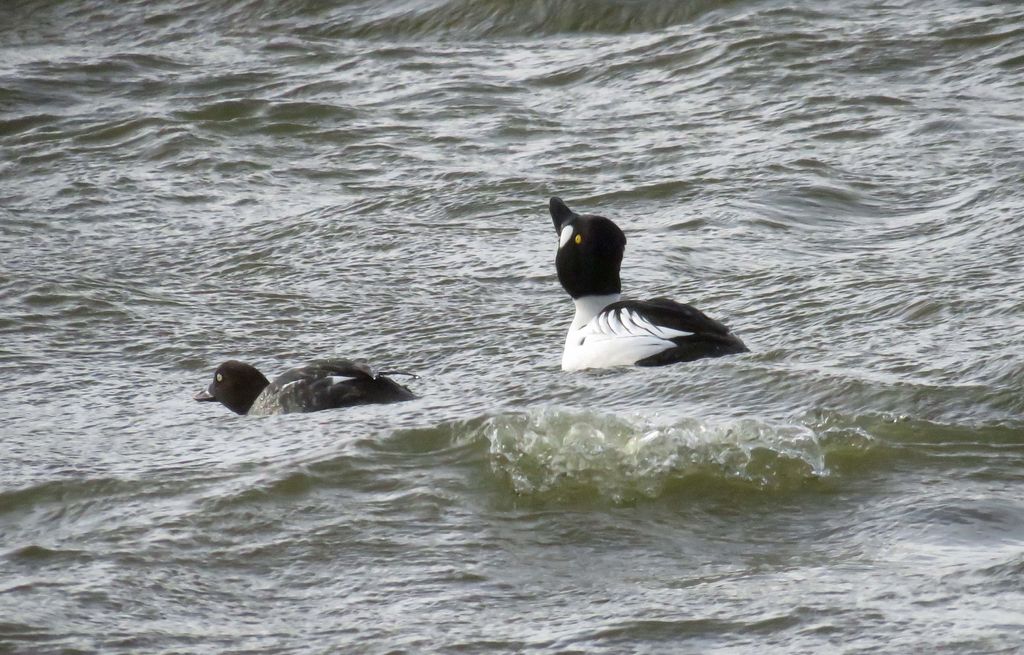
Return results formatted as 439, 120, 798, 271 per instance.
483, 407, 832, 502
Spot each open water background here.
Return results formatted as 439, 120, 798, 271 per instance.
2, 0, 1024, 652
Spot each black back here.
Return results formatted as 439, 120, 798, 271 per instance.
550, 197, 626, 299
266, 359, 415, 413
605, 298, 748, 366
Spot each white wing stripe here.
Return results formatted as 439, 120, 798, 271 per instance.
623, 309, 658, 337
583, 307, 693, 340
619, 309, 639, 333
632, 312, 662, 337
608, 310, 625, 336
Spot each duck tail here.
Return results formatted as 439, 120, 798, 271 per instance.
378, 369, 420, 379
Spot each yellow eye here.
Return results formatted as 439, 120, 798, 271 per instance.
216, 373, 223, 383
574, 233, 583, 245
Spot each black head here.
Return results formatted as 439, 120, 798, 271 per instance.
194, 360, 271, 415
549, 197, 626, 299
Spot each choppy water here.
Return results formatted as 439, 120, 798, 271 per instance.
3, 0, 1024, 652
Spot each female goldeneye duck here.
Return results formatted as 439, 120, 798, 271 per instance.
549, 196, 748, 371
195, 359, 416, 415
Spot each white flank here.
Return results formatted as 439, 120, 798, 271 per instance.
561, 297, 691, 371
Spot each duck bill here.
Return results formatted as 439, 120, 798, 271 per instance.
194, 387, 216, 402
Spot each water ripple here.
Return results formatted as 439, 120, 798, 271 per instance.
3, 0, 1024, 652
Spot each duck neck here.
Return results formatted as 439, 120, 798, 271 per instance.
571, 293, 621, 329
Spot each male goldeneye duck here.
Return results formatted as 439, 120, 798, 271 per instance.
549, 196, 748, 371
194, 359, 416, 415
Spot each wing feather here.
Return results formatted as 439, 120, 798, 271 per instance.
565, 298, 747, 369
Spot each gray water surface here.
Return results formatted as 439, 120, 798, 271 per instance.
2, 1, 1024, 652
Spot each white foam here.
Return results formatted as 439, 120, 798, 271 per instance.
484, 407, 828, 501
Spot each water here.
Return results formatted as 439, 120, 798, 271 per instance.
2, 0, 1023, 652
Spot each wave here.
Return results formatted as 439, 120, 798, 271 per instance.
171, 408, 1024, 513
0, 476, 150, 519
5, 0, 741, 45
481, 407, 1024, 503
483, 407, 835, 502
4, 407, 1019, 524
12, 0, 1024, 46
256, 0, 740, 39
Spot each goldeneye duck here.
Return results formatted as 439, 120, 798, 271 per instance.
195, 359, 416, 415
549, 196, 748, 371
